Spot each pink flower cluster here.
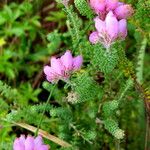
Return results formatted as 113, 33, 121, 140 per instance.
89, 0, 134, 48
44, 50, 83, 83
13, 135, 49, 150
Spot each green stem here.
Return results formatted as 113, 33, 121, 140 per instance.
35, 84, 56, 136
145, 116, 149, 150
115, 139, 120, 150
70, 123, 93, 144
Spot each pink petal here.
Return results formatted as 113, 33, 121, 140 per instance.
46, 76, 54, 83
51, 57, 64, 75
106, 0, 118, 11
60, 50, 73, 71
118, 19, 127, 39
25, 136, 34, 150
34, 136, 43, 146
19, 135, 25, 145
44, 66, 57, 83
44, 66, 55, 77
94, 17, 106, 33
39, 145, 50, 150
14, 135, 50, 150
89, 31, 99, 44
13, 138, 25, 150
114, 4, 134, 19
105, 11, 119, 39
34, 136, 50, 150
117, 2, 124, 7
73, 55, 83, 70
89, 0, 106, 14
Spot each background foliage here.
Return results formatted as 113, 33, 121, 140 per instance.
0, 0, 149, 150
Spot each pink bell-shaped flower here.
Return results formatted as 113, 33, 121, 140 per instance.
114, 4, 134, 19
13, 135, 50, 150
44, 50, 83, 83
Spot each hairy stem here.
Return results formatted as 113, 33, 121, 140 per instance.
136, 38, 147, 84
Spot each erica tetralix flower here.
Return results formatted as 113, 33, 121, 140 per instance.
13, 135, 50, 150
44, 50, 83, 83
89, 11, 127, 48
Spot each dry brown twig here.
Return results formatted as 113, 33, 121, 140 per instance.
14, 122, 72, 148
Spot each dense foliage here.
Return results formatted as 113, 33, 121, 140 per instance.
0, 0, 150, 149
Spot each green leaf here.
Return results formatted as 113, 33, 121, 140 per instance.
0, 14, 6, 25
104, 119, 124, 139
92, 44, 119, 74
74, 0, 94, 18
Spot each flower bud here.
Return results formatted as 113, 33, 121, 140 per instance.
118, 19, 127, 39
89, 0, 106, 14
106, 0, 118, 11
114, 4, 134, 19
89, 31, 99, 44
73, 55, 83, 70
